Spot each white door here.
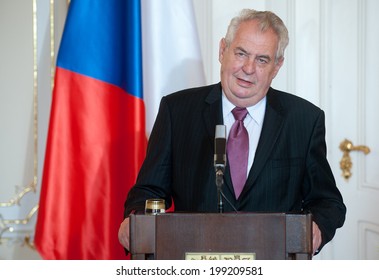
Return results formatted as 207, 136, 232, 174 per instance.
314, 0, 379, 259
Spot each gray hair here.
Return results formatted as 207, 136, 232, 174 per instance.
224, 9, 289, 63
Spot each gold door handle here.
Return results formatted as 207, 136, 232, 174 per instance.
339, 139, 370, 180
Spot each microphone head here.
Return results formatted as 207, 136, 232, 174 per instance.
215, 124, 226, 139
214, 125, 226, 169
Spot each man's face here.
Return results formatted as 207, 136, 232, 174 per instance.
219, 20, 284, 107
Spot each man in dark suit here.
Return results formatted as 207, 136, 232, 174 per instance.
118, 9, 346, 255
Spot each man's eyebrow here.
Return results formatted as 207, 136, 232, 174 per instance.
234, 46, 250, 54
234, 47, 273, 61
257, 54, 272, 62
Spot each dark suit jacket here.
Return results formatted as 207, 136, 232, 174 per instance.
125, 83, 346, 250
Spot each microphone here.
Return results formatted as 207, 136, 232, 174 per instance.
214, 124, 226, 176
214, 125, 226, 213
214, 125, 238, 213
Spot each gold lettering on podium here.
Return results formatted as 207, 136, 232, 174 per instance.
185, 252, 256, 260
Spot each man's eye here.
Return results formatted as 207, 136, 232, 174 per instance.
236, 52, 246, 57
257, 57, 269, 64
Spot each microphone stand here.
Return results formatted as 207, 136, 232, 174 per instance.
215, 167, 239, 213
215, 169, 224, 213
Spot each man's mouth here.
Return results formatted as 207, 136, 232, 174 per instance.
236, 77, 255, 87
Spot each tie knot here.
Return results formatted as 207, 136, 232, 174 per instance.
232, 107, 248, 121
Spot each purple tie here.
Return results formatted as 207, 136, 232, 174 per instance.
227, 107, 249, 199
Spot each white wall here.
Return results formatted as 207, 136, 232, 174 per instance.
0, 0, 67, 260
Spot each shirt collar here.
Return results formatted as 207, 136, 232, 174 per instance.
222, 92, 266, 126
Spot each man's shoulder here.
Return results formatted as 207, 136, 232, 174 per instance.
268, 87, 322, 113
164, 83, 220, 102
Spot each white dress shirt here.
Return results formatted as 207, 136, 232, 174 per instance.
222, 92, 266, 175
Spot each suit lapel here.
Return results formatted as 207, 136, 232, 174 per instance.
202, 83, 235, 196
243, 88, 285, 192
203, 83, 223, 137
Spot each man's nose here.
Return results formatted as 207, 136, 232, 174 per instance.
242, 58, 256, 74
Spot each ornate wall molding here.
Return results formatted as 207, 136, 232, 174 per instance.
0, 0, 66, 252
0, 0, 38, 246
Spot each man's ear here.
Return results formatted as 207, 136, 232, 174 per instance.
219, 38, 227, 63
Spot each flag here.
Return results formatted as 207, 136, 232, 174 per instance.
34, 0, 146, 259
141, 0, 206, 135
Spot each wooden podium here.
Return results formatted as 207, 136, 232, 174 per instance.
129, 213, 312, 260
